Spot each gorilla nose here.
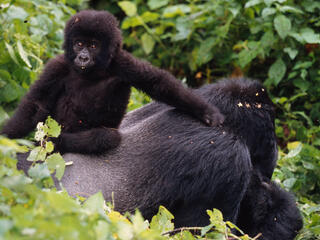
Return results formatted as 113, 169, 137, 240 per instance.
79, 55, 89, 62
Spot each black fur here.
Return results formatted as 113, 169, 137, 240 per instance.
1, 10, 224, 154
17, 78, 302, 239
237, 171, 303, 240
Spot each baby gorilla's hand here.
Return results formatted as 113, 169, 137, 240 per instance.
201, 107, 225, 127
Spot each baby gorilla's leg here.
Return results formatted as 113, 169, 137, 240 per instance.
55, 127, 121, 155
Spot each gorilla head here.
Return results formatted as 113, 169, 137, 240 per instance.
63, 10, 122, 72
237, 172, 303, 240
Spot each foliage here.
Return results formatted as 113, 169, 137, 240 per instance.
273, 142, 320, 239
116, 0, 320, 147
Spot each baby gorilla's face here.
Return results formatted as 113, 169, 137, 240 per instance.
72, 37, 101, 72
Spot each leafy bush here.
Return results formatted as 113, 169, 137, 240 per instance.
116, 0, 320, 146
273, 142, 320, 239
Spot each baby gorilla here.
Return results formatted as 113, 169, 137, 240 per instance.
1, 10, 224, 154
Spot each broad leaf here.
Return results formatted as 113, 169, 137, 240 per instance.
141, 33, 155, 55
118, 1, 137, 17
274, 15, 291, 39
268, 58, 286, 85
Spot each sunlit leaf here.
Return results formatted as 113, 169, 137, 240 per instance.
46, 153, 65, 180
27, 146, 46, 162
141, 33, 155, 55
17, 41, 31, 68
45, 116, 61, 138
118, 1, 137, 17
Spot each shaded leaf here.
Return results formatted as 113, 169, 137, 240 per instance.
28, 163, 51, 181
284, 47, 298, 59
268, 58, 286, 85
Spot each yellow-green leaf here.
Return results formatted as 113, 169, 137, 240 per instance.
118, 1, 137, 17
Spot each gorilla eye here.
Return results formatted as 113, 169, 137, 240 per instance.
91, 44, 96, 49
77, 41, 83, 47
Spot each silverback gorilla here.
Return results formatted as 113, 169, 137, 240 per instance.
1, 10, 224, 154
17, 78, 302, 239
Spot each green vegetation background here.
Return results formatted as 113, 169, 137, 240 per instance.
0, 0, 319, 239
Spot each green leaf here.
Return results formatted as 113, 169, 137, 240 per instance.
131, 211, 149, 234
238, 41, 260, 68
283, 178, 296, 189
197, 37, 216, 65
46, 153, 65, 180
261, 31, 275, 47
0, 81, 21, 103
284, 47, 298, 60
118, 1, 137, 17
245, 0, 263, 8
302, 161, 315, 170
4, 42, 19, 65
293, 78, 310, 92
274, 15, 291, 39
0, 107, 9, 126
83, 192, 106, 215
0, 219, 13, 235
201, 223, 214, 236
5, 6, 28, 21
121, 16, 143, 29
285, 143, 302, 158
268, 58, 286, 85
17, 41, 32, 68
28, 163, 51, 181
279, 6, 303, 14
27, 146, 47, 162
147, 0, 169, 10
141, 33, 155, 55
262, 8, 276, 18
293, 61, 313, 70
45, 141, 54, 153
45, 116, 61, 138
172, 18, 192, 41
300, 28, 320, 43
0, 175, 32, 190
141, 11, 160, 23
163, 5, 191, 18
150, 206, 174, 233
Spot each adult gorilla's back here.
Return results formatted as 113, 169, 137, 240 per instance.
60, 78, 277, 227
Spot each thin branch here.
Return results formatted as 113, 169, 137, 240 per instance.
162, 227, 202, 236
